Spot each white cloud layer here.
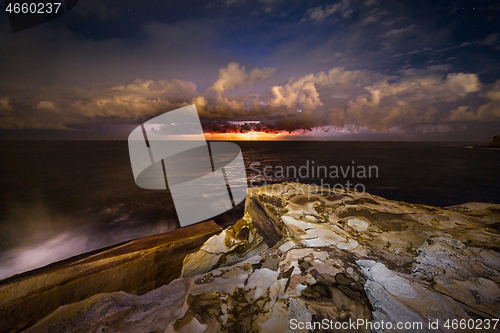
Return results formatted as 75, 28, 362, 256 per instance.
70, 79, 198, 118
0, 64, 497, 134
209, 62, 276, 95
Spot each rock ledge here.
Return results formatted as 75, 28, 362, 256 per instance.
20, 183, 500, 333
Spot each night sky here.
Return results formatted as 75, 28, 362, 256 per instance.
0, 0, 499, 140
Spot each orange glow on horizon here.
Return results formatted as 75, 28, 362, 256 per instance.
204, 131, 285, 141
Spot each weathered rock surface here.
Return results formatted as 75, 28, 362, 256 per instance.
19, 183, 500, 332
0, 221, 222, 333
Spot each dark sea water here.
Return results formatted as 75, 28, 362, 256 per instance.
0, 140, 499, 279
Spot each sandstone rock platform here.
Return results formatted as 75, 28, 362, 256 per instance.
12, 183, 500, 332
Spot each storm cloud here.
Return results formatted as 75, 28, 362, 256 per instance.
0, 0, 499, 139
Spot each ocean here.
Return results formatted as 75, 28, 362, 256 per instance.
0, 140, 499, 279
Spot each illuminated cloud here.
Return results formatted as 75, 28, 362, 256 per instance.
0, 64, 494, 136
445, 73, 481, 97
476, 88, 500, 119
446, 82, 500, 122
344, 72, 481, 130
486, 84, 500, 101
216, 96, 244, 110
70, 79, 198, 119
446, 106, 479, 122
36, 101, 59, 112
0, 97, 13, 115
265, 67, 485, 132
1, 97, 69, 130
0, 0, 497, 140
270, 80, 322, 109
209, 62, 276, 95
270, 67, 384, 109
191, 96, 208, 112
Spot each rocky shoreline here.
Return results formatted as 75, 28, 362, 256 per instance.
465, 135, 500, 150
490, 135, 500, 148
4, 182, 500, 332
0, 221, 222, 333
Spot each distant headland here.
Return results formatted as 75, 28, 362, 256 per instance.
490, 135, 500, 148
464, 135, 500, 150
